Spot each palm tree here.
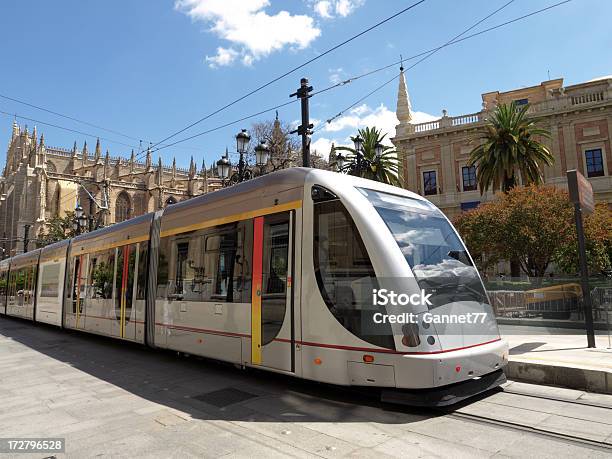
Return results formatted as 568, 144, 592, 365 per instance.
469, 102, 554, 193
334, 127, 401, 186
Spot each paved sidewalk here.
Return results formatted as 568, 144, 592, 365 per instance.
2, 317, 612, 458
501, 325, 612, 394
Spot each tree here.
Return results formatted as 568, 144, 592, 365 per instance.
454, 185, 577, 282
553, 202, 612, 275
334, 127, 401, 186
250, 117, 306, 171
468, 102, 554, 193
37, 211, 78, 247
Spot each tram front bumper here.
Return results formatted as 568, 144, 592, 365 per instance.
393, 338, 509, 391
381, 368, 507, 407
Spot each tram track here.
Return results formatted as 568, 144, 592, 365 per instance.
437, 386, 612, 452
446, 410, 612, 452
501, 387, 612, 410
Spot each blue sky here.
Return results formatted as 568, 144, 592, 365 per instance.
1, 0, 611, 169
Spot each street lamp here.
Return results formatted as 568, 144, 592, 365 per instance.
374, 142, 384, 159
254, 141, 271, 167
352, 134, 364, 174
335, 151, 346, 171
216, 152, 231, 185
73, 204, 87, 235
352, 134, 364, 153
235, 129, 251, 182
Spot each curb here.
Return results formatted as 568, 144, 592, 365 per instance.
506, 360, 612, 395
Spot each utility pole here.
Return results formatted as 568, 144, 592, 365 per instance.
290, 78, 313, 167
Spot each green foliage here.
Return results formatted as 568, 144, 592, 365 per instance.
553, 202, 612, 275
454, 185, 612, 279
334, 126, 401, 186
37, 211, 78, 247
469, 103, 554, 193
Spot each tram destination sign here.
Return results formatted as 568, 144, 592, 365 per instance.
567, 169, 594, 214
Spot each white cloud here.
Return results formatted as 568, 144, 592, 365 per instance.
311, 136, 351, 157
313, 1, 333, 18
205, 46, 239, 68
335, 0, 363, 17
314, 103, 438, 150
176, 0, 321, 67
312, 0, 364, 19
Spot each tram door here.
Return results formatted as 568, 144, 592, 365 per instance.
112, 245, 136, 340
71, 255, 87, 330
251, 211, 294, 372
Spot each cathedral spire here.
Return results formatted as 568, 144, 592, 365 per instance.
40, 133, 44, 148
189, 156, 196, 178
95, 138, 101, 158
200, 159, 207, 176
104, 151, 110, 179
32, 125, 37, 141
72, 141, 78, 159
145, 147, 152, 170
157, 156, 163, 186
11, 119, 19, 140
172, 157, 177, 178
396, 66, 412, 124
82, 141, 88, 162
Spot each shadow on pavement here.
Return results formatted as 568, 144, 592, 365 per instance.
0, 316, 440, 425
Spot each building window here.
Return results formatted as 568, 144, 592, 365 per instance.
423, 171, 437, 196
165, 196, 177, 207
115, 192, 131, 223
462, 165, 477, 191
514, 98, 529, 106
585, 148, 605, 177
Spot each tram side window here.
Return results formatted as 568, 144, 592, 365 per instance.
313, 198, 394, 350
136, 244, 148, 300
0, 269, 7, 306
205, 226, 248, 303
89, 249, 115, 300
157, 221, 252, 303
40, 263, 61, 298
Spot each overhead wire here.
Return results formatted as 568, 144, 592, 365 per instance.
148, 0, 427, 149
312, 0, 571, 133
152, 0, 572, 149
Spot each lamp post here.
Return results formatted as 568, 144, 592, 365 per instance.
254, 140, 271, 170
352, 134, 364, 175
72, 204, 87, 235
335, 151, 346, 172
216, 151, 231, 186
217, 131, 271, 187
374, 142, 384, 159
235, 129, 251, 182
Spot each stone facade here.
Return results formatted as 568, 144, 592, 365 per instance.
0, 122, 221, 255
392, 73, 612, 219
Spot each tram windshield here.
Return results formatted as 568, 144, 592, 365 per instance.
358, 188, 488, 309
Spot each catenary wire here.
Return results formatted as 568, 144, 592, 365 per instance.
148, 0, 427, 149
313, 0, 572, 132
311, 0, 572, 99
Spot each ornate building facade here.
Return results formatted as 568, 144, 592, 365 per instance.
392, 72, 612, 218
1, 122, 221, 255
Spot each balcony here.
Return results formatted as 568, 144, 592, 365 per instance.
405, 81, 611, 136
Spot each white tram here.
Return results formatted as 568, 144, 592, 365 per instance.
0, 169, 508, 405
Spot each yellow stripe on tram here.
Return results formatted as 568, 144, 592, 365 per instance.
160, 200, 302, 238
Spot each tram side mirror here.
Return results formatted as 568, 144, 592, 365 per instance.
311, 185, 337, 203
